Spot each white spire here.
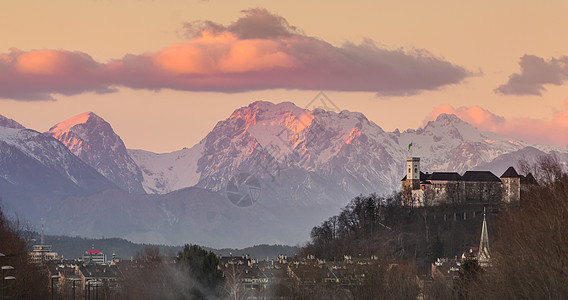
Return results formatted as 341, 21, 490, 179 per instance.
478, 208, 490, 265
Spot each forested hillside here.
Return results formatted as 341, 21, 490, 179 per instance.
302, 191, 496, 271
299, 155, 568, 298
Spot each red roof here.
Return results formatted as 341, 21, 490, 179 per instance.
88, 250, 100, 254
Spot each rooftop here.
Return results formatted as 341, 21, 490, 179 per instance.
428, 172, 462, 181
500, 166, 520, 178
462, 171, 501, 182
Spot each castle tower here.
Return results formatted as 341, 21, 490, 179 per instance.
406, 157, 421, 190
478, 208, 491, 267
500, 166, 521, 203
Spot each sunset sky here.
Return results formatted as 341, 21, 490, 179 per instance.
2, 0, 568, 153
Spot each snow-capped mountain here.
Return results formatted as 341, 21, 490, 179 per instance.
0, 116, 116, 205
191, 102, 396, 207
45, 112, 145, 194
128, 144, 203, 194
137, 101, 558, 206
397, 113, 533, 173
114, 101, 568, 247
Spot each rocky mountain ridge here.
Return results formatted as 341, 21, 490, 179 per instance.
45, 112, 145, 194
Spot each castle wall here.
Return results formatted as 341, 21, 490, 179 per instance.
463, 181, 502, 203
502, 178, 521, 203
404, 179, 503, 206
427, 181, 462, 205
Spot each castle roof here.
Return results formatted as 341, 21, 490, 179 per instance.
499, 167, 538, 185
427, 172, 461, 181
500, 166, 520, 178
462, 171, 501, 182
521, 173, 538, 185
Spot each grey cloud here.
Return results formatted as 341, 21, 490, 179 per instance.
495, 55, 568, 96
228, 8, 302, 39
181, 8, 301, 40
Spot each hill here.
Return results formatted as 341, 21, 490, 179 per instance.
33, 234, 298, 261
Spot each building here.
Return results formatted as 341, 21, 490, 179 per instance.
401, 157, 537, 206
431, 257, 461, 284
46, 261, 82, 296
29, 227, 59, 263
500, 166, 538, 203
83, 249, 106, 265
77, 263, 121, 296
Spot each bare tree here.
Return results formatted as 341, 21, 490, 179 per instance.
472, 154, 568, 299
0, 204, 49, 299
223, 263, 248, 300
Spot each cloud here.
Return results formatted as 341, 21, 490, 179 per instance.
0, 8, 470, 101
428, 102, 568, 147
0, 48, 115, 101
180, 8, 303, 40
495, 54, 568, 96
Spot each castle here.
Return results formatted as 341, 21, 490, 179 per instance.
401, 157, 537, 206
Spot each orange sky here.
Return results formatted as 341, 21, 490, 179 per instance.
1, 0, 568, 152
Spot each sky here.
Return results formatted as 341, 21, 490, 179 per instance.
1, 0, 568, 153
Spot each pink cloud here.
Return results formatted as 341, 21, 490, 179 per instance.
147, 32, 298, 74
0, 48, 114, 100
428, 102, 568, 147
0, 8, 469, 101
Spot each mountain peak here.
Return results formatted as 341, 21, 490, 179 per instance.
421, 113, 469, 132
228, 101, 310, 124
47, 112, 104, 133
0, 114, 26, 129
247, 100, 275, 109
45, 112, 145, 194
245, 101, 304, 114
435, 113, 465, 123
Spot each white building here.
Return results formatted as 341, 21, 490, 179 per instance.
83, 249, 106, 264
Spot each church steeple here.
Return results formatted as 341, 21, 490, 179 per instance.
478, 208, 491, 266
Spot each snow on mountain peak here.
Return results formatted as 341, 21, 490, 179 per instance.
47, 112, 97, 133
435, 113, 464, 123
0, 114, 26, 129
227, 101, 314, 142
230, 101, 311, 121
45, 112, 146, 194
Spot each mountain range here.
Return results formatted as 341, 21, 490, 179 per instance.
0, 101, 565, 248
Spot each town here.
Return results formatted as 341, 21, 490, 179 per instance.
4, 213, 491, 300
